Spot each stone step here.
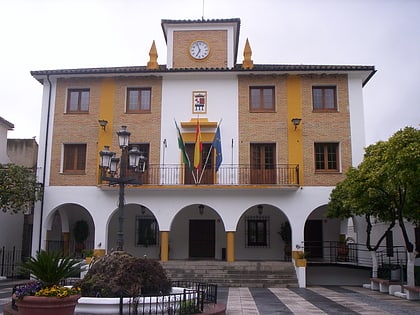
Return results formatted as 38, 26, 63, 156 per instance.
161, 260, 298, 288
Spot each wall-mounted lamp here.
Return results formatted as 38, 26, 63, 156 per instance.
199, 204, 204, 215
291, 118, 302, 130
98, 119, 108, 131
257, 205, 263, 215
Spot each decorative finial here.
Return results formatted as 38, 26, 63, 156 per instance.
242, 38, 254, 69
147, 40, 159, 70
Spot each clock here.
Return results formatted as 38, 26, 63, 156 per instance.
189, 40, 210, 60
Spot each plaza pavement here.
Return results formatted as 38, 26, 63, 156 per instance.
1, 280, 420, 314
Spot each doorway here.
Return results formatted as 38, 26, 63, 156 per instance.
189, 220, 215, 258
304, 220, 323, 258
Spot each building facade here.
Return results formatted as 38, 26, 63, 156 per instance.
0, 117, 38, 269
31, 19, 376, 283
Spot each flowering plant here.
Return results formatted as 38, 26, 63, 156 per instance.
15, 281, 81, 299
17, 251, 83, 300
14, 281, 42, 299
35, 285, 81, 298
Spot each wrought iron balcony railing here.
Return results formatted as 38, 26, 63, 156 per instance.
100, 164, 299, 187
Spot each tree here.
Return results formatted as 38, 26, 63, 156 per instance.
328, 127, 420, 285
0, 163, 42, 214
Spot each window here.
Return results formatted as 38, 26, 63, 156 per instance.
67, 89, 90, 113
249, 86, 275, 112
135, 216, 158, 246
314, 143, 339, 171
126, 88, 151, 113
63, 144, 87, 174
312, 86, 337, 111
246, 216, 270, 247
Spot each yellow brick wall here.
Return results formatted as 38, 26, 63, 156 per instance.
301, 74, 351, 186
238, 75, 288, 165
238, 74, 352, 187
50, 73, 351, 187
50, 76, 162, 186
173, 30, 227, 68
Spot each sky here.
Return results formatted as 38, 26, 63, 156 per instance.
1, 0, 419, 146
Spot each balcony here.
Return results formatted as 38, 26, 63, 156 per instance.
100, 164, 299, 188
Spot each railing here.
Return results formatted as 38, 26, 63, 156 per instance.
124, 281, 218, 315
44, 240, 94, 257
0, 246, 23, 278
303, 241, 407, 269
102, 164, 299, 187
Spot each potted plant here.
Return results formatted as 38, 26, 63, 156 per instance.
14, 250, 83, 315
337, 236, 354, 261
294, 251, 307, 267
279, 221, 292, 260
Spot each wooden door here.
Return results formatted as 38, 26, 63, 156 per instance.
304, 220, 323, 258
250, 143, 276, 184
189, 220, 215, 258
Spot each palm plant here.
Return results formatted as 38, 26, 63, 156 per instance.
20, 251, 83, 288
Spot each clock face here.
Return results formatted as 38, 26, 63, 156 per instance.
189, 40, 210, 60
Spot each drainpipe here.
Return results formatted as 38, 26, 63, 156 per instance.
38, 74, 53, 252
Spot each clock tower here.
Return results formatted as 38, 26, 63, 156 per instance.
161, 19, 241, 69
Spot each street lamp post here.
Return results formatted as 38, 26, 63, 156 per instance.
99, 126, 146, 251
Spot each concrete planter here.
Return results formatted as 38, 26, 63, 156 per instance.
75, 287, 194, 315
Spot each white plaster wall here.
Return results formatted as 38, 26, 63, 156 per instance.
36, 184, 334, 261
348, 74, 367, 167
32, 77, 57, 254
161, 73, 238, 168
0, 212, 24, 248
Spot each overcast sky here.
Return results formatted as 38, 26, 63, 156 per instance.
1, 0, 419, 146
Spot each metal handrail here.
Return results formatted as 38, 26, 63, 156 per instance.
100, 164, 300, 186
303, 241, 408, 269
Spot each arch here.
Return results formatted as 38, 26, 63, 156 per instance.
106, 203, 161, 258
304, 204, 341, 260
43, 203, 94, 257
169, 203, 226, 260
234, 203, 291, 261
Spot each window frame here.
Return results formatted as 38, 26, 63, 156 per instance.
126, 87, 152, 113
314, 142, 340, 172
249, 86, 275, 112
312, 86, 337, 111
135, 215, 159, 247
66, 89, 90, 113
62, 143, 87, 174
245, 216, 270, 247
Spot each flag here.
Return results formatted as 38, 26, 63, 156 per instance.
175, 120, 191, 169
193, 119, 202, 169
212, 125, 222, 172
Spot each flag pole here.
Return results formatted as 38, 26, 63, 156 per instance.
199, 119, 222, 183
174, 119, 197, 184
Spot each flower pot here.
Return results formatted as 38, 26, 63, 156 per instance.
292, 251, 304, 260
94, 249, 106, 257
295, 258, 307, 267
15, 294, 80, 315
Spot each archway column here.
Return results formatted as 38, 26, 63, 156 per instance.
160, 231, 169, 262
226, 231, 235, 262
